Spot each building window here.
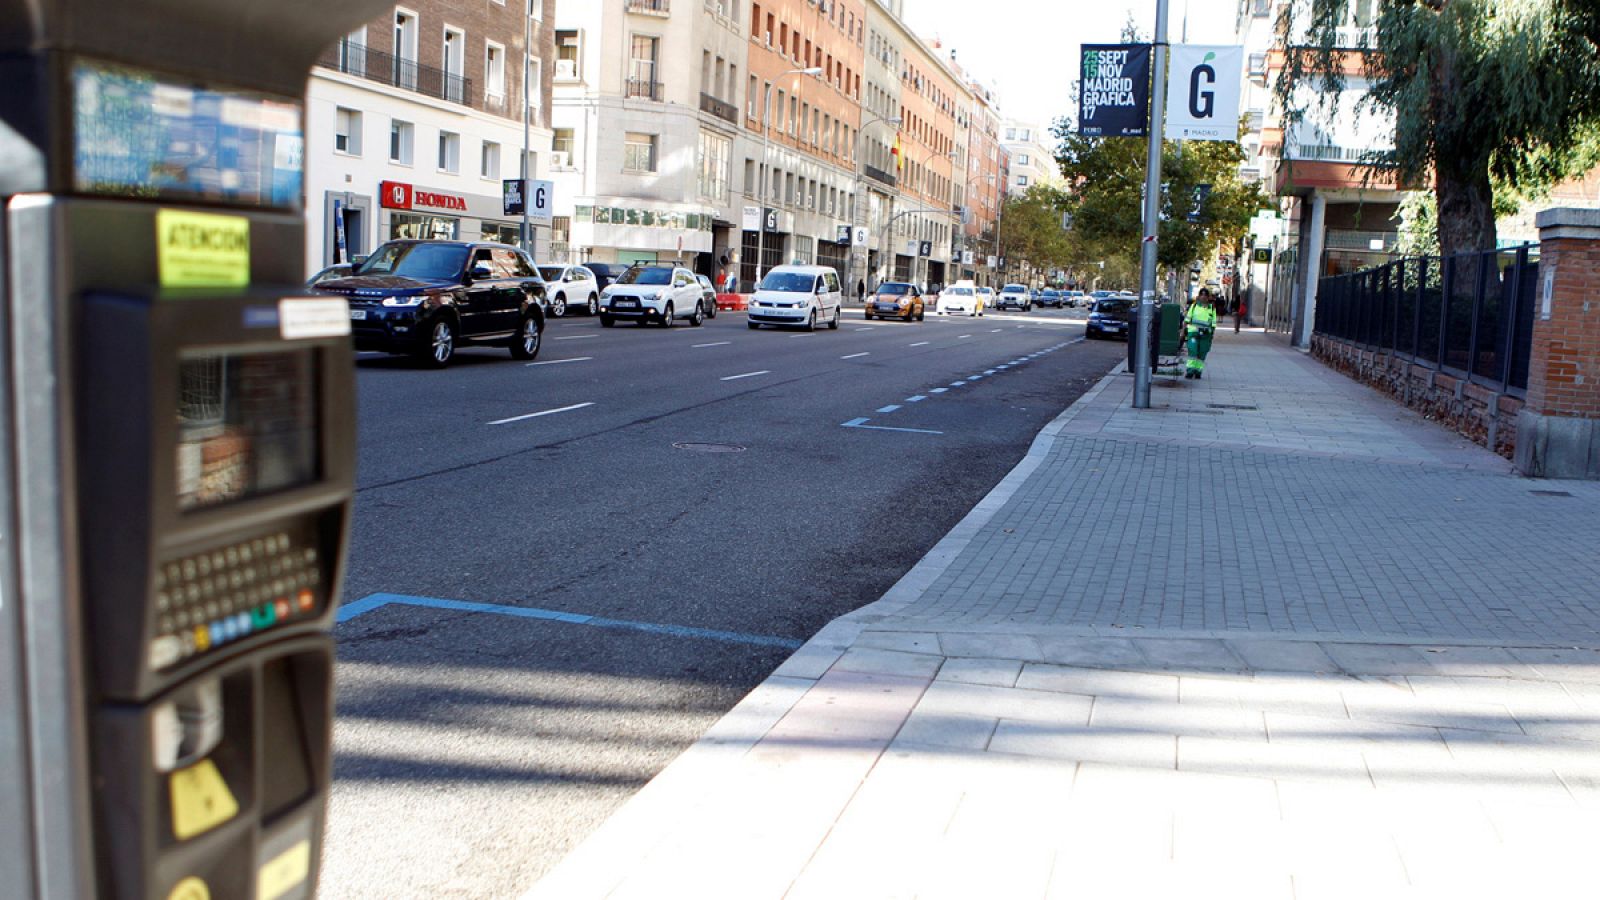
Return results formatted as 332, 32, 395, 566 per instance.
394, 11, 418, 89
529, 0, 543, 20
485, 42, 506, 98
556, 30, 581, 80
552, 128, 575, 167
698, 130, 730, 202
628, 35, 659, 98
1016, 175, 1029, 187
389, 119, 412, 164
747, 74, 758, 119
528, 57, 543, 112
481, 141, 501, 179
442, 27, 466, 104
624, 132, 657, 173
1017, 153, 1029, 166
335, 107, 361, 155
438, 130, 460, 173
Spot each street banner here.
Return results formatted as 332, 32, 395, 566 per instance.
1078, 44, 1151, 138
1165, 45, 1244, 142
987, 255, 998, 268
852, 227, 869, 247
527, 179, 554, 222
837, 224, 853, 244
918, 240, 933, 257
742, 205, 761, 231
502, 179, 525, 216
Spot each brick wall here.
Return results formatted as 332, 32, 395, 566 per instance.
1311, 335, 1524, 458
1528, 235, 1600, 420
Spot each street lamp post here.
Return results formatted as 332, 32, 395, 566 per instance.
521, 0, 532, 256
754, 67, 822, 289
991, 174, 1004, 286
850, 113, 901, 301
906, 146, 955, 290
1133, 0, 1171, 409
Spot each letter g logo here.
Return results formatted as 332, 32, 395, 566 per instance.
1189, 63, 1216, 119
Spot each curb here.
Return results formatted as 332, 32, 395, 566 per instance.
522, 355, 1129, 900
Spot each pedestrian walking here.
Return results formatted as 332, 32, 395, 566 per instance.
856, 278, 865, 302
1235, 294, 1246, 333
1185, 289, 1219, 379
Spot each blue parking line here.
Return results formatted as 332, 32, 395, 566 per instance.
336, 592, 803, 649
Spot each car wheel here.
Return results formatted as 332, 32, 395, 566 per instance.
510, 313, 541, 360
661, 303, 674, 328
419, 317, 455, 368
829, 305, 840, 329
600, 315, 615, 328
706, 297, 718, 318
917, 306, 925, 322
805, 310, 817, 332
587, 294, 599, 316
747, 321, 760, 330
551, 294, 567, 318
690, 301, 705, 327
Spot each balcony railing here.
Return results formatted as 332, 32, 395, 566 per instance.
863, 163, 897, 188
625, 78, 664, 101
318, 41, 474, 109
625, 0, 670, 14
1287, 143, 1390, 164
699, 92, 738, 124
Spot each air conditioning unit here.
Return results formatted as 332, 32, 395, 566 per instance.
556, 59, 577, 80
551, 151, 571, 168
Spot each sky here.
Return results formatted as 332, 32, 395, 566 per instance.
903, 0, 1239, 130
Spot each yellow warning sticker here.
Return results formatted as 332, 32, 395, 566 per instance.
167, 876, 211, 900
169, 758, 239, 840
258, 840, 312, 900
157, 210, 250, 288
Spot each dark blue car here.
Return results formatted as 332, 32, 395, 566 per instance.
316, 240, 547, 368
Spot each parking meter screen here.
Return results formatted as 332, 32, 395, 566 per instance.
72, 61, 304, 209
177, 349, 319, 512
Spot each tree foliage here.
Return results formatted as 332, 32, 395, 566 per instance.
994, 184, 1074, 277
1051, 121, 1267, 277
1278, 0, 1600, 256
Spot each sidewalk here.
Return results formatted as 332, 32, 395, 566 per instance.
525, 330, 1600, 900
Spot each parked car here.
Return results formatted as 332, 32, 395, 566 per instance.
994, 283, 1032, 312
1086, 294, 1136, 340
316, 240, 546, 367
581, 262, 624, 291
864, 282, 925, 321
694, 274, 720, 319
1037, 289, 1064, 309
977, 286, 996, 310
536, 265, 601, 317
1063, 290, 1088, 308
936, 282, 983, 316
308, 263, 353, 286
748, 265, 844, 330
599, 264, 708, 327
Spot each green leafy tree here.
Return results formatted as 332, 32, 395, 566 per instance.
1051, 121, 1267, 277
1278, 0, 1600, 256
995, 184, 1073, 278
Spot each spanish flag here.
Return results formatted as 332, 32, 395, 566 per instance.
892, 133, 903, 172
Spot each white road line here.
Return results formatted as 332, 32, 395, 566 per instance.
958, 334, 972, 339
930, 388, 948, 393
488, 402, 594, 426
720, 370, 771, 381
905, 395, 927, 403
841, 352, 870, 359
950, 381, 967, 387
968, 375, 984, 380
553, 334, 599, 341
990, 329, 1002, 333
790, 333, 817, 338
909, 341, 930, 347
526, 357, 593, 367
692, 341, 731, 348
877, 404, 902, 413
984, 369, 997, 375
854, 327, 875, 331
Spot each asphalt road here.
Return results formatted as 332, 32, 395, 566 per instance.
321, 304, 1124, 899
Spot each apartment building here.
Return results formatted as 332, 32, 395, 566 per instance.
549, 0, 747, 273
739, 0, 869, 287
305, 0, 555, 276
999, 119, 1059, 195
885, 20, 964, 289
963, 79, 1005, 285
858, 0, 907, 291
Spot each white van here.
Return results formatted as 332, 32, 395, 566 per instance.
748, 265, 844, 330
936, 281, 983, 316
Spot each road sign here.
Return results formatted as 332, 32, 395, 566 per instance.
1187, 184, 1212, 223
1165, 45, 1244, 142
1253, 247, 1273, 264
961, 250, 975, 264
764, 208, 780, 232
527, 179, 554, 222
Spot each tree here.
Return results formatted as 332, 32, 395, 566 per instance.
1279, 0, 1600, 256
1051, 120, 1267, 279
995, 184, 1073, 279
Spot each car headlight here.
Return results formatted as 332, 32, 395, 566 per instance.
382, 295, 426, 307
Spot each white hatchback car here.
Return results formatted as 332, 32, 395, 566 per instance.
936, 283, 982, 316
747, 265, 844, 330
599, 265, 709, 327
537, 265, 601, 317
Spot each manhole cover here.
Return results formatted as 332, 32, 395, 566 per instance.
1207, 403, 1260, 411
1530, 490, 1574, 498
673, 442, 747, 453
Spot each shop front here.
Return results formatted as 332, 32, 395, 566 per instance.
570, 201, 717, 270
377, 179, 533, 251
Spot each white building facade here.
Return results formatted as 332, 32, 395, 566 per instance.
999, 119, 1059, 195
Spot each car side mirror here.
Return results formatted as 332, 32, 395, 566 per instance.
352, 254, 368, 266
470, 265, 494, 281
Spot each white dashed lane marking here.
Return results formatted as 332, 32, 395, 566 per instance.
720, 370, 771, 381
488, 402, 595, 426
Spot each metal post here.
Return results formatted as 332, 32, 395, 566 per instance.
756, 85, 772, 288
1133, 0, 1170, 408
521, 0, 532, 254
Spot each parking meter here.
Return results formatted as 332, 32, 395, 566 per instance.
0, 2, 389, 898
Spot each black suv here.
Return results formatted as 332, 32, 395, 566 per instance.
317, 240, 546, 367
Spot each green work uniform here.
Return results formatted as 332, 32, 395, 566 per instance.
1185, 304, 1218, 374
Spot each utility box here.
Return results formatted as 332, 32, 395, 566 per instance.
0, 2, 389, 898
1159, 302, 1186, 357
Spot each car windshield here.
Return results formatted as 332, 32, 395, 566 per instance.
947, 287, 973, 295
876, 283, 911, 295
760, 272, 819, 293
538, 266, 565, 281
617, 266, 673, 286
1003, 284, 1027, 293
1096, 298, 1135, 314
355, 243, 469, 280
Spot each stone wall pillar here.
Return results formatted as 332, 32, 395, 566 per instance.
1517, 208, 1600, 478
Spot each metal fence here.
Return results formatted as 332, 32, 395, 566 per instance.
1314, 244, 1539, 395
318, 41, 472, 109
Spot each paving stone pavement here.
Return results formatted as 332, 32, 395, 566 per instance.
525, 331, 1600, 900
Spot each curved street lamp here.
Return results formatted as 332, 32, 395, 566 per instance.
849, 113, 901, 298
